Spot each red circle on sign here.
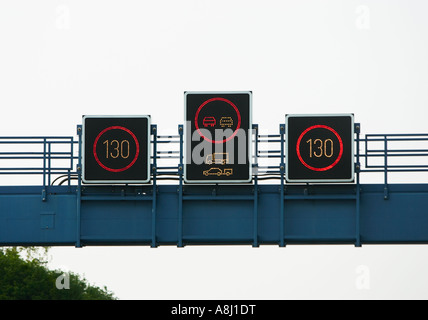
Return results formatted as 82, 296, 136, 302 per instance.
296, 125, 343, 172
93, 126, 140, 172
194, 97, 241, 144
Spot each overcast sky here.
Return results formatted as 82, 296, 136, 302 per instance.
1, 0, 428, 299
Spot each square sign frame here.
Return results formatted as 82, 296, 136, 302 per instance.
285, 113, 355, 183
184, 91, 253, 184
82, 115, 151, 184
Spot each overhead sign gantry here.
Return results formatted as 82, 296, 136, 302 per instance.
2, 108, 428, 248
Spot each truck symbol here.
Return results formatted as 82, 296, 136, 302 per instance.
219, 117, 233, 128
203, 167, 233, 176
202, 116, 216, 127
205, 153, 229, 165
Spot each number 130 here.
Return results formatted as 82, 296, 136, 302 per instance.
103, 139, 130, 159
306, 138, 334, 158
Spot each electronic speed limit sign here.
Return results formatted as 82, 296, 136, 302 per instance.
82, 115, 151, 184
285, 114, 355, 183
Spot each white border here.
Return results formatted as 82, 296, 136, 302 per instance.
285, 113, 355, 183
82, 115, 151, 184
183, 91, 253, 184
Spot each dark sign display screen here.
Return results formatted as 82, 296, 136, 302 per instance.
286, 114, 354, 183
184, 92, 252, 183
82, 116, 151, 184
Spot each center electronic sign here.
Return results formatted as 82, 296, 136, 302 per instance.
285, 114, 354, 183
184, 91, 252, 183
82, 115, 151, 184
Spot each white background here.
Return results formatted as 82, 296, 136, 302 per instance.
1, 0, 428, 299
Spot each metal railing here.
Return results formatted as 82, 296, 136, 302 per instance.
0, 136, 78, 187
1, 125, 428, 186
363, 133, 428, 171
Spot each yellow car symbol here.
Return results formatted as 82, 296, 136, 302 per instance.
202, 168, 233, 176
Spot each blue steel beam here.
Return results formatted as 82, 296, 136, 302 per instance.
1, 183, 428, 247
2, 125, 428, 247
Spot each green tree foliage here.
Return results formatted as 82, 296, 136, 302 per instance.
0, 247, 116, 300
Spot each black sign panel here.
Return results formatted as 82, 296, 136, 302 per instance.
82, 116, 151, 184
286, 114, 354, 182
184, 91, 252, 183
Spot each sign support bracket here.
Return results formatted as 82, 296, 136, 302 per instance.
151, 124, 158, 248
75, 125, 82, 248
383, 135, 389, 200
178, 124, 184, 247
252, 124, 259, 247
279, 123, 286, 247
355, 123, 361, 247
